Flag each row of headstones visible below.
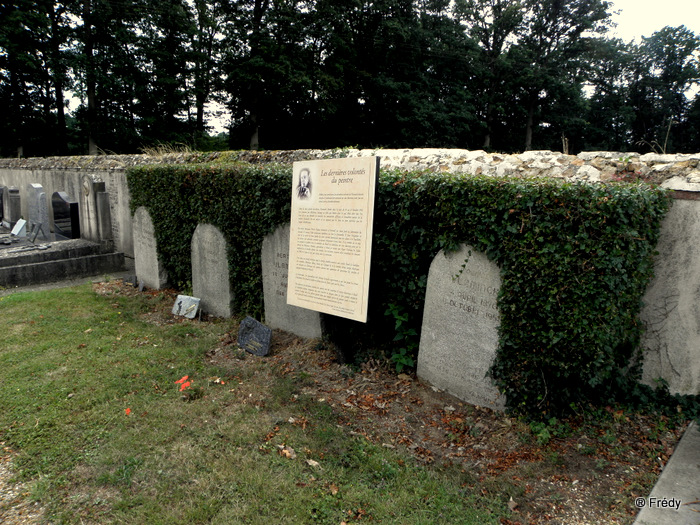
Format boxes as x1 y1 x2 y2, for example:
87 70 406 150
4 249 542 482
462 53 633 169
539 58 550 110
262 225 504 408
1 184 80 240
133 206 503 410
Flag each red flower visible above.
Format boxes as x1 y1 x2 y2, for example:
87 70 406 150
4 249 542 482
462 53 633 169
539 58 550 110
179 381 191 392
125 408 131 415
175 376 189 384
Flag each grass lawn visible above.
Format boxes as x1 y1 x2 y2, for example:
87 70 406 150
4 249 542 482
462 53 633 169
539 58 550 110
0 282 506 524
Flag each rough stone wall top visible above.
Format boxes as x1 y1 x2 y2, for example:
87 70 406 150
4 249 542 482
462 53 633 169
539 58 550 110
1 149 699 191
0 152 224 171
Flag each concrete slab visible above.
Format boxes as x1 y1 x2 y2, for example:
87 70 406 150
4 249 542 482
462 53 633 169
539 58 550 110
634 421 700 524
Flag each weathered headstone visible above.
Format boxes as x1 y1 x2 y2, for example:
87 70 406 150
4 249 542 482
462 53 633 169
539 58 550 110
133 206 168 290
640 200 700 395
79 174 111 243
191 223 233 317
417 244 506 410
172 295 201 319
237 316 272 356
2 186 21 229
52 191 80 239
27 183 53 241
261 223 322 338
96 190 113 242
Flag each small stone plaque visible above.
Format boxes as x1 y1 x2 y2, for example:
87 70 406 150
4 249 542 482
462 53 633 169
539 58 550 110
172 295 200 318
11 219 27 237
237 316 272 356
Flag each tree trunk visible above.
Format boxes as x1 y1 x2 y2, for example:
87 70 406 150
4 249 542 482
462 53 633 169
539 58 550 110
483 102 493 149
525 97 535 151
249 113 259 149
50 7 68 155
84 0 98 155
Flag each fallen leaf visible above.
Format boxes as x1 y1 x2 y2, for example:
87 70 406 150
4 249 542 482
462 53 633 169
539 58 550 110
306 459 321 468
277 445 296 459
329 483 339 495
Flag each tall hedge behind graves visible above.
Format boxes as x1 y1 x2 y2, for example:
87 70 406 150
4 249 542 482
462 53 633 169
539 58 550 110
128 162 293 315
128 163 672 417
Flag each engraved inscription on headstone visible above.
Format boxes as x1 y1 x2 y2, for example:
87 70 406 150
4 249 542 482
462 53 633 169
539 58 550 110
191 223 232 317
237 316 272 356
417 244 506 411
262 223 322 338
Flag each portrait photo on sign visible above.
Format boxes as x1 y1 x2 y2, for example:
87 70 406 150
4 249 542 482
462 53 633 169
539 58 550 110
294 166 315 203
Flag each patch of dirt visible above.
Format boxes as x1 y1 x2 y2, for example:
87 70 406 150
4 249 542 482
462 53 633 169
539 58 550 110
207 328 687 525
0 443 45 525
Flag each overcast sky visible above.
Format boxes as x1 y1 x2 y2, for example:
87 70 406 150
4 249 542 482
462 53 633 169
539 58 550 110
608 0 700 42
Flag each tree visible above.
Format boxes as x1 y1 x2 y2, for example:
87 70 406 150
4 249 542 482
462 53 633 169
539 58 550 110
515 0 612 151
135 0 197 144
627 26 700 153
191 0 225 138
580 37 636 151
454 0 524 149
0 0 57 157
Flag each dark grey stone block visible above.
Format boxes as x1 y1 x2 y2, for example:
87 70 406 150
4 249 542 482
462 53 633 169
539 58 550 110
237 316 272 356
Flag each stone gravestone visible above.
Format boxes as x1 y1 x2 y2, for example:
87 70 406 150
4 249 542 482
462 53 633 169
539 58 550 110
2 187 21 229
237 316 272 356
0 186 3 223
27 183 53 241
191 223 233 317
261 223 322 338
640 199 700 395
417 244 506 411
79 174 112 243
133 206 168 290
52 191 80 239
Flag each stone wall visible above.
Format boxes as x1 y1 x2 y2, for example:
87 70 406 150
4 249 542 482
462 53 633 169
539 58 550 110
1 148 698 396
231 149 700 190
1 149 698 259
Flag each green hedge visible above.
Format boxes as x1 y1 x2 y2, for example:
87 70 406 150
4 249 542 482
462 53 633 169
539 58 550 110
128 162 293 315
127 163 672 417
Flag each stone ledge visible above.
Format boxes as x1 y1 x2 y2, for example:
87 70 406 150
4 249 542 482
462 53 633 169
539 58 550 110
1 149 699 191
